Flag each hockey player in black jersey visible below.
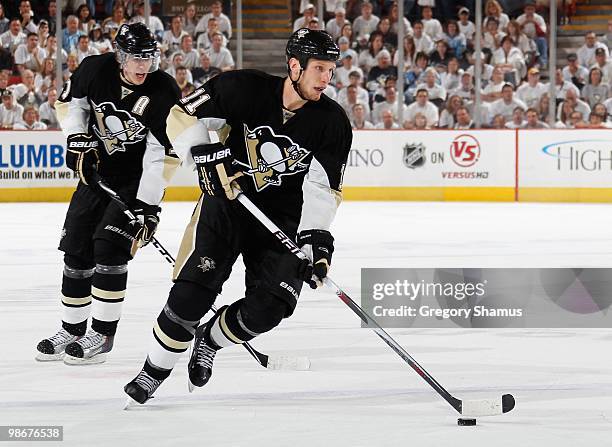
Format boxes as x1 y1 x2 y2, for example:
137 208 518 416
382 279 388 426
124 28 352 404
35 23 180 365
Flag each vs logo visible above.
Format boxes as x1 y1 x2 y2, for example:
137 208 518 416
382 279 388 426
450 134 481 168
237 124 310 192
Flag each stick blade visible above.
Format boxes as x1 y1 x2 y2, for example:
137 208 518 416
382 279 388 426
461 394 516 417
265 355 310 371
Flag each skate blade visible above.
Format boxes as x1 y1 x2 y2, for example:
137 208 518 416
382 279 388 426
124 397 141 410
188 378 196 393
35 352 64 362
63 353 107 365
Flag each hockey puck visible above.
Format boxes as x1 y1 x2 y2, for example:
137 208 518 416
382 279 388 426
458 418 477 426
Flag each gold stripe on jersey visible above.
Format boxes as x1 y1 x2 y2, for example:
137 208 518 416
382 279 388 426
61 295 92 306
215 124 232 145
172 196 204 281
166 104 199 143
219 308 244 344
91 286 125 301
153 323 191 350
163 155 181 184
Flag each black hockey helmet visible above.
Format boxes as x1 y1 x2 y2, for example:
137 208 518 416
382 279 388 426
114 23 160 72
286 28 340 69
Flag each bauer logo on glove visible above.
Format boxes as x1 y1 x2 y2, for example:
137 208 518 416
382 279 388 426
66 133 100 186
191 142 243 200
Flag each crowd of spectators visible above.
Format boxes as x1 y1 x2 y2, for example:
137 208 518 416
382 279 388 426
295 0 612 130
0 0 610 131
0 0 233 130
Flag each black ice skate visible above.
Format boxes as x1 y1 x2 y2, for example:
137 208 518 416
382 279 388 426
124 370 165 407
36 328 83 361
63 329 114 365
187 323 219 392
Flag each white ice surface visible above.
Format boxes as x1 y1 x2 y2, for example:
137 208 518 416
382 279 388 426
1 201 612 446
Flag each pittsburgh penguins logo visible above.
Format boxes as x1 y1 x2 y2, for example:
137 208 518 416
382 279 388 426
237 124 310 192
92 101 146 155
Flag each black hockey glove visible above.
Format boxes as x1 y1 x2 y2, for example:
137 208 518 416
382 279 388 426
132 200 161 247
297 229 334 289
192 142 243 200
66 133 99 186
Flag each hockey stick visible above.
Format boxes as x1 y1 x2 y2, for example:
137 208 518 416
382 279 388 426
91 173 309 371
234 189 516 417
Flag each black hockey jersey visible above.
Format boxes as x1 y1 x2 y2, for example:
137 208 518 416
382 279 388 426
56 53 181 205
167 69 353 229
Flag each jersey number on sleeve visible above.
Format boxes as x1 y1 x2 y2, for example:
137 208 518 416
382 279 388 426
179 87 210 115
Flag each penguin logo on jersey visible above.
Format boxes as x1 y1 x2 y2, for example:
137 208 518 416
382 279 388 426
91 101 146 155
238 124 310 192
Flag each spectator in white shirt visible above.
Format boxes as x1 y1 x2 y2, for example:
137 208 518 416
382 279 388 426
489 83 527 123
39 87 58 129
0 90 24 129
176 34 199 70
562 53 589 89
207 32 235 71
591 47 612 84
516 2 548 68
415 67 446 104
457 7 475 42
129 1 165 41
195 0 232 39
405 88 439 127
482 65 506 101
372 86 407 124
89 24 112 54
351 103 374 129
326 7 350 40
34 57 55 99
340 84 371 120
412 21 434 55
358 31 384 73
19 0 38 34
482 16 505 52
483 0 509 31
293 3 316 32
451 71 475 100
163 15 189 58
165 53 193 83
353 1 380 41
196 17 228 51
11 69 43 108
337 36 357 61
337 71 369 108
577 31 609 68
523 107 549 128
556 88 591 121
76 35 99 63
505 106 526 128
14 106 47 130
516 67 548 109
421 6 443 41
14 32 44 74
491 35 526 85
0 18 26 54
454 106 475 129
375 109 400 129
335 53 363 89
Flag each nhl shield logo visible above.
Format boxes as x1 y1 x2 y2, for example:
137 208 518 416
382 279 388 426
92 101 146 155
237 124 310 192
403 143 426 169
